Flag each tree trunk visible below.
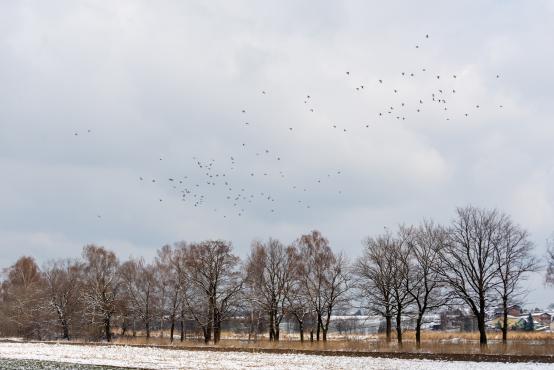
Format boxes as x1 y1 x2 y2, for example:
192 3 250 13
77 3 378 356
213 307 221 344
322 311 331 342
248 309 254 342
146 320 150 339
203 327 210 344
104 317 112 342
415 314 423 348
385 315 392 343
180 308 185 342
121 317 128 337
299 320 304 343
170 317 175 343
160 315 164 339
396 310 402 345
316 314 322 341
206 295 214 343
213 318 220 344
61 318 70 340
269 309 275 341
502 297 508 344
213 320 221 344
205 321 212 343
477 314 487 347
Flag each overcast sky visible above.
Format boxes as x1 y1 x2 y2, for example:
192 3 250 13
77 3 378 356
1 1 553 307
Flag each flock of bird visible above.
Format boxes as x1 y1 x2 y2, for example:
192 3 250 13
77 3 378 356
76 34 504 220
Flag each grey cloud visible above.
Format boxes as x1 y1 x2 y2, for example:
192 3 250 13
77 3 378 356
0 0 553 306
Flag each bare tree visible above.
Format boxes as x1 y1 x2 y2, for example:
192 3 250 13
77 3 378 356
245 238 295 341
1 256 45 338
183 240 243 344
154 258 168 339
286 245 312 343
42 259 83 340
285 284 311 342
81 245 120 342
494 219 538 344
119 258 158 338
353 233 396 342
156 243 187 343
243 281 263 342
403 221 448 348
547 235 554 286
389 231 413 346
296 231 350 341
439 206 504 347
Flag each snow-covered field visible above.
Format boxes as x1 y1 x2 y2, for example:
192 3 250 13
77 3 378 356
0 342 551 370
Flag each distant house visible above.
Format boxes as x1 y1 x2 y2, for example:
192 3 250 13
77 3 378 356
486 315 520 330
486 311 552 332
508 305 524 317
531 312 553 326
439 309 478 332
511 314 550 331
492 305 523 318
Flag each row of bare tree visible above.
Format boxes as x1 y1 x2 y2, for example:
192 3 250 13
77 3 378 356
355 206 540 348
0 206 548 347
0 232 347 344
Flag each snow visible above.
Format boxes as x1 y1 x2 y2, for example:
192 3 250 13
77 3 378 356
0 342 551 369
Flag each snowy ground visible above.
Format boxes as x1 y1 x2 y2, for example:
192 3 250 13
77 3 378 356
0 342 552 370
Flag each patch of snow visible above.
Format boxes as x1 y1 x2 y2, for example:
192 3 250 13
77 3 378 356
0 342 551 370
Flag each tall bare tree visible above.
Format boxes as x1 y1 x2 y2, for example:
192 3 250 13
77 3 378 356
243 280 263 342
1 256 45 338
286 284 311 342
246 238 295 341
156 243 187 343
439 206 504 347
402 221 448 348
286 245 312 343
389 231 413 346
119 258 158 338
494 219 538 344
81 245 120 342
547 235 554 286
183 240 242 343
353 233 396 342
296 231 350 341
43 259 83 340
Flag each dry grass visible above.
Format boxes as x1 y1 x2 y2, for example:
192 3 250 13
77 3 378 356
381 330 554 341
110 330 554 357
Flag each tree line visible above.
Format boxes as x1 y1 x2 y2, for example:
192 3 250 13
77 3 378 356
1 206 550 348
